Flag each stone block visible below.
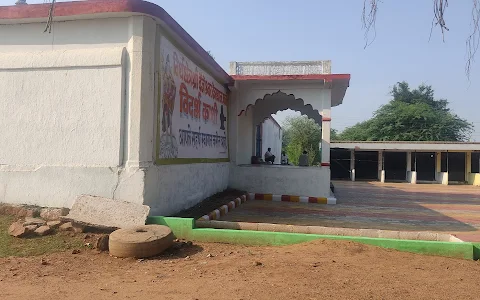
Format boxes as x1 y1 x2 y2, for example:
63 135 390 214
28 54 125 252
23 217 46 226
46 220 62 229
35 225 52 236
8 221 28 237
59 222 74 231
24 225 39 232
40 208 69 221
95 234 109 251
62 195 150 229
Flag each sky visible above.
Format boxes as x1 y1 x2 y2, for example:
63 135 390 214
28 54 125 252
3 0 479 141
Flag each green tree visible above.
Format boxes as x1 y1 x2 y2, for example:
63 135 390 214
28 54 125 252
337 82 473 141
282 116 321 165
331 128 340 141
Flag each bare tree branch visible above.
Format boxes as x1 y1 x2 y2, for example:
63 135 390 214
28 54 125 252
361 0 379 49
362 0 480 79
44 0 56 33
465 0 480 79
431 0 449 42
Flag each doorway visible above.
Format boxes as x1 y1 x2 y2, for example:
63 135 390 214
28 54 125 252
413 152 436 181
355 151 378 180
448 152 466 182
384 152 407 181
331 149 351 180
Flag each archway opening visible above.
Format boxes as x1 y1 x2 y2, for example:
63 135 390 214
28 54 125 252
238 91 325 166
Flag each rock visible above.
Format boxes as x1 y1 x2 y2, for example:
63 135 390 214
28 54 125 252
254 261 263 266
46 220 62 229
59 222 74 231
63 195 149 229
16 207 39 218
71 249 81 255
23 217 45 226
40 258 49 265
40 208 69 221
6 207 21 217
95 235 109 251
72 223 84 233
35 225 52 236
15 208 29 218
8 221 28 237
24 225 39 232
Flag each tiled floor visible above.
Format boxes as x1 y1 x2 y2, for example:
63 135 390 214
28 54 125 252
220 181 480 242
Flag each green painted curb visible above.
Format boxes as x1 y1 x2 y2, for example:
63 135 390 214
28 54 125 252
147 216 478 260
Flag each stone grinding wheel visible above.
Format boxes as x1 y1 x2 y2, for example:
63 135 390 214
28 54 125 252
109 225 174 258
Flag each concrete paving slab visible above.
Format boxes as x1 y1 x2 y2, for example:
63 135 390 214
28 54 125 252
219 181 480 242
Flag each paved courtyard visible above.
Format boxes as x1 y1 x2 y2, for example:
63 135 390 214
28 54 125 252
220 181 480 242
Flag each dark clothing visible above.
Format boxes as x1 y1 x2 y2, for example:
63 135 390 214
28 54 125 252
298 154 309 166
265 155 275 163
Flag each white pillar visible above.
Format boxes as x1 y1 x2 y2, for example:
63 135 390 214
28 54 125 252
466 151 472 182
350 149 355 181
321 109 331 167
406 151 416 184
435 152 442 183
406 151 412 172
126 16 157 168
378 151 385 183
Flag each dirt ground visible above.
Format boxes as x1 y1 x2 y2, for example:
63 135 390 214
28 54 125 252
1 239 479 300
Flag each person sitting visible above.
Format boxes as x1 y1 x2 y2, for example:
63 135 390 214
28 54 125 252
281 152 289 165
264 148 275 164
298 150 309 166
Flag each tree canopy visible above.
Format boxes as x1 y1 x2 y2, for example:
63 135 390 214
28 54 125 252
282 116 321 166
337 82 473 142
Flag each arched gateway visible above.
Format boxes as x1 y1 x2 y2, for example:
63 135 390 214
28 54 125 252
227 61 350 203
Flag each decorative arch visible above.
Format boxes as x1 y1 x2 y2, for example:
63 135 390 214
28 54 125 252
238 90 323 126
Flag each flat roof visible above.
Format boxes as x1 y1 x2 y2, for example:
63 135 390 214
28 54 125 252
332 141 480 152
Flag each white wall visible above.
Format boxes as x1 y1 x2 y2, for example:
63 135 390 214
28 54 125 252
261 118 282 161
144 163 229 216
0 18 130 52
0 15 233 214
236 111 254 165
0 48 125 166
229 165 330 198
140 27 232 215
0 16 148 208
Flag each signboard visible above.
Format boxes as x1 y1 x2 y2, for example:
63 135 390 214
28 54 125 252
157 37 228 164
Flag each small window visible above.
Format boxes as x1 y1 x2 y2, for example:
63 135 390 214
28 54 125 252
472 152 480 173
441 152 448 172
